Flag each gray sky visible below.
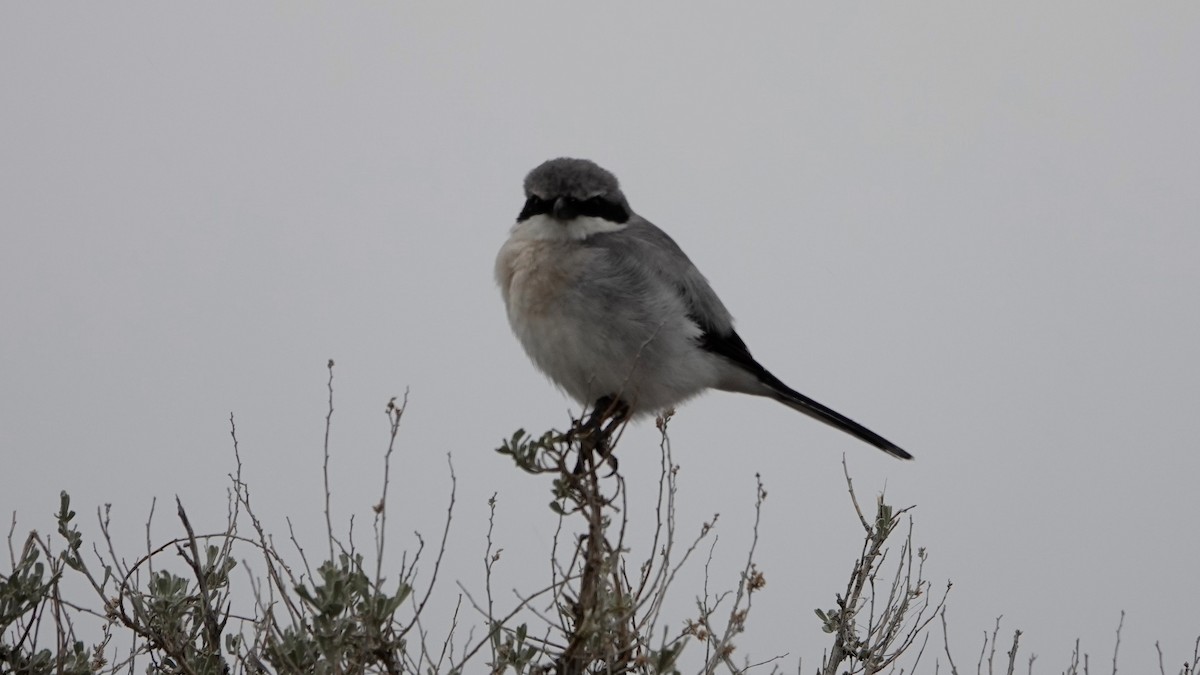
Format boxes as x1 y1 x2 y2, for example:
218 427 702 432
3 3 1198 671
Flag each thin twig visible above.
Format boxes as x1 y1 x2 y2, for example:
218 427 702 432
323 359 336 562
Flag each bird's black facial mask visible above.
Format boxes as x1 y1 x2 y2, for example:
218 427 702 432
518 194 630 224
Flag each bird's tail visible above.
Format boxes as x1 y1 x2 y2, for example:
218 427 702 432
761 372 912 460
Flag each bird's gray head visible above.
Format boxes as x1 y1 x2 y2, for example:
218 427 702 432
519 158 631 224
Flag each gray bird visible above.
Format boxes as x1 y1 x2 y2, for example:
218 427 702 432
495 158 911 460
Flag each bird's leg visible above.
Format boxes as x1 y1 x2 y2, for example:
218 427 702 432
594 396 629 474
599 398 630 439
571 399 606 475
581 397 611 433
571 396 628 475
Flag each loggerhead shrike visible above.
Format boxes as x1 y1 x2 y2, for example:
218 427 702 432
495 158 911 460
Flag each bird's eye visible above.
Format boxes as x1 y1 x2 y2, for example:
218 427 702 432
517 195 552 221
576 196 630 223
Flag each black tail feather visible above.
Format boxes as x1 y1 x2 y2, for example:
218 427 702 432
765 373 912 460
696 326 911 460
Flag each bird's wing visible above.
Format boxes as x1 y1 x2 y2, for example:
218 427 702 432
587 216 768 376
588 217 736 334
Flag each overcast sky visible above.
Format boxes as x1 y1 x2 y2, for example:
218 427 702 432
3 3 1198 672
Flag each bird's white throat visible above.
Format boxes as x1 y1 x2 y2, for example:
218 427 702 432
511 214 628 242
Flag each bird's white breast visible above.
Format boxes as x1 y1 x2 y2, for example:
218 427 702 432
494 236 573 320
495 214 625 317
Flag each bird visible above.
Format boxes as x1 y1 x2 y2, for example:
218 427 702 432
494 158 911 460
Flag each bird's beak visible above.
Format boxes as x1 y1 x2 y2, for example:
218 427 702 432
552 196 576 221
